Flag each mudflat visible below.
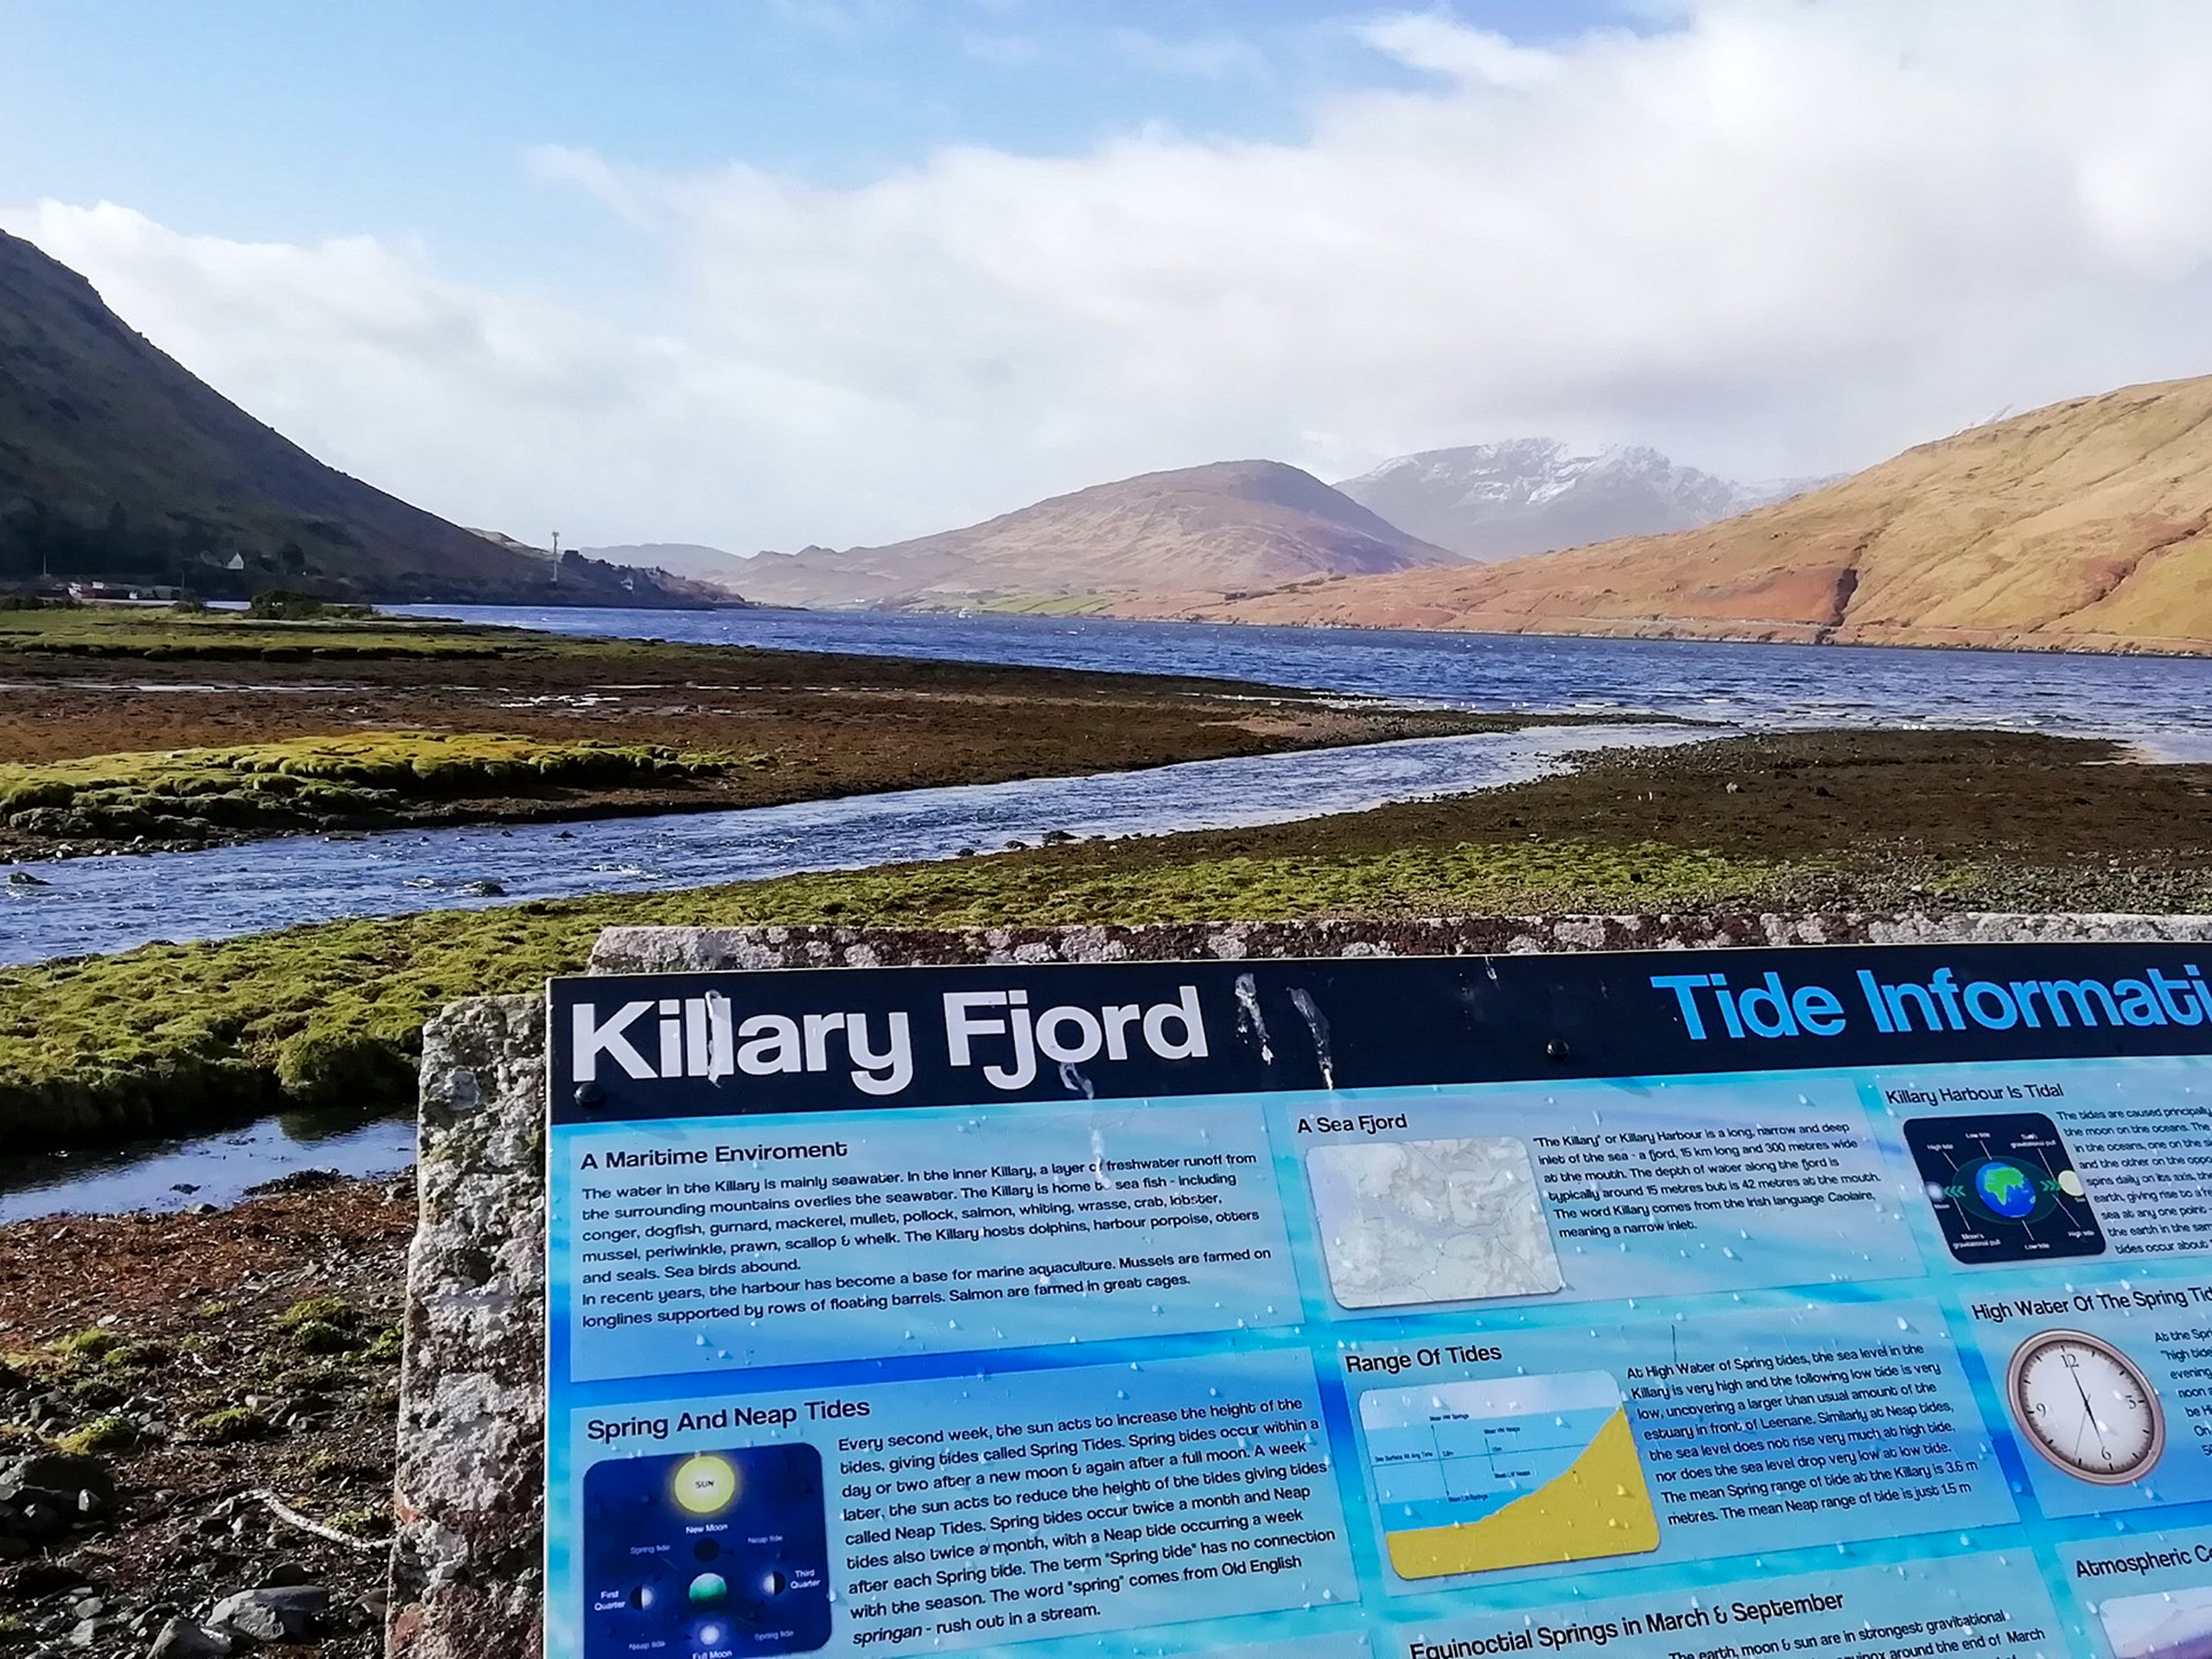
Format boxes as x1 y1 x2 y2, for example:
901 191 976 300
0 608 1527 856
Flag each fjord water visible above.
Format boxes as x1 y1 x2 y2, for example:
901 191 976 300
403 605 2212 753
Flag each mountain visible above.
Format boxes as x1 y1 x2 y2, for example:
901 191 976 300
735 460 1459 611
1169 376 2212 652
0 229 700 605
1332 439 1827 562
582 543 753 593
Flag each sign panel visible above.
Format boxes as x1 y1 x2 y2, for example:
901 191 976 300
544 943 2212 1659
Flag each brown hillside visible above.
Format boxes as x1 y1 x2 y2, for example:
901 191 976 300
736 460 1459 610
1154 376 2212 652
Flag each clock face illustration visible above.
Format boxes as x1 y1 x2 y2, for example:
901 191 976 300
2005 1330 2164 1485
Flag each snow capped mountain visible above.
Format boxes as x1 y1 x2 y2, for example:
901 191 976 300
1334 440 1828 563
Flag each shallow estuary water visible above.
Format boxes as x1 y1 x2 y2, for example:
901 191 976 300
0 722 1705 966
11 608 2212 1216
0 1112 416 1222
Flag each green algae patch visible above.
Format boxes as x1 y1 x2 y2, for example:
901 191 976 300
58 1416 143 1455
0 835 1780 1148
0 605 532 661
0 732 723 843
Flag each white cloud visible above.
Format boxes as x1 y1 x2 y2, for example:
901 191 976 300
1356 15 1560 87
13 1 2212 551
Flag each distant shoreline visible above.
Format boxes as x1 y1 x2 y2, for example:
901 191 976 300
1090 599 2212 661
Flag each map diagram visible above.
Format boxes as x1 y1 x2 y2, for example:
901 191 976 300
1306 1136 1562 1308
1359 1371 1659 1579
1904 1112 2104 1264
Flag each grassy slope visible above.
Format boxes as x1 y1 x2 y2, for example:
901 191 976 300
0 230 690 604
3 728 2209 1151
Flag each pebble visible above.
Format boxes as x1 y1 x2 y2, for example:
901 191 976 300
147 1616 232 1657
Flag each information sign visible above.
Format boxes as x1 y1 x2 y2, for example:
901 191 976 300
544 942 2212 1659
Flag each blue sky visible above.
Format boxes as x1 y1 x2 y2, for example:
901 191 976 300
1 1 1640 288
3 3 2209 552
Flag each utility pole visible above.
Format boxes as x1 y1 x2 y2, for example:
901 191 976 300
550 530 561 586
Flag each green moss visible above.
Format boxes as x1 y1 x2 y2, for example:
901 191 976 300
282 1319 355 1356
276 1295 359 1333
275 1299 363 1357
189 1406 272 1444
0 607 509 659
0 833 1793 1147
99 1339 173 1371
58 1415 141 1454
50 1328 124 1365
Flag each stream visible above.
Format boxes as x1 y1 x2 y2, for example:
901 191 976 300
0 722 1707 968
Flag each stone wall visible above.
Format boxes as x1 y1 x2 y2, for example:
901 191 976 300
383 912 2212 1651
